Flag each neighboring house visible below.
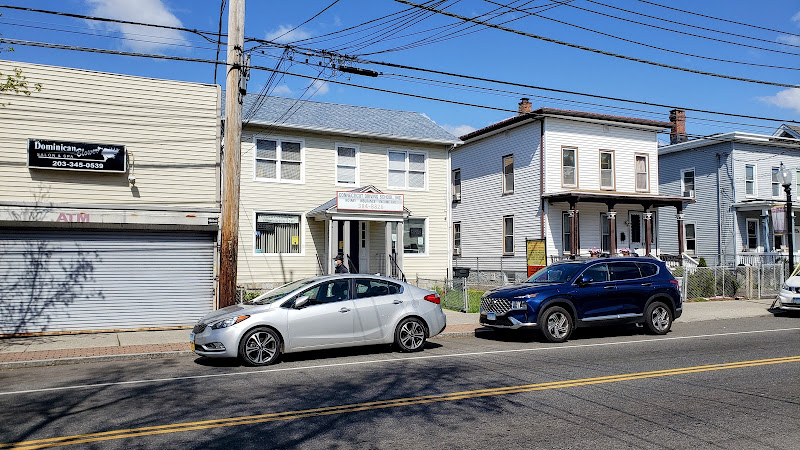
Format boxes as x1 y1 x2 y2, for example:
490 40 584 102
658 119 800 266
0 60 221 335
232 95 460 288
451 99 689 280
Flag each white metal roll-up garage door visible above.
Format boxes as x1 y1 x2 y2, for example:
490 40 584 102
0 230 215 334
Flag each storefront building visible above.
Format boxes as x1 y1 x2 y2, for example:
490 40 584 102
0 61 221 335
234 95 459 288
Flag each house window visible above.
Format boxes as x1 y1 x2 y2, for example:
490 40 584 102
393 218 426 254
745 165 755 197
562 211 580 253
684 223 696 256
255 138 302 182
503 216 514 254
453 222 461 255
600 151 614 190
562 148 577 187
682 169 695 198
388 150 426 189
336 144 358 185
600 213 611 252
452 169 461 202
772 167 781 197
503 154 514 194
254 213 301 254
635 154 649 191
746 218 759 251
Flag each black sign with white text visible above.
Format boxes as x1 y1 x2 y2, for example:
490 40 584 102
27 139 127 173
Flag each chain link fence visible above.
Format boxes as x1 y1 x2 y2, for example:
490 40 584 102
670 264 784 302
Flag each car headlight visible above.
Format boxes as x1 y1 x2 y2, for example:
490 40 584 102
513 293 538 300
782 283 788 291
210 315 250 329
510 300 528 310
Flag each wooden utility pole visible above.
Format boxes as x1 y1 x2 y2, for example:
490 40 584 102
219 0 244 308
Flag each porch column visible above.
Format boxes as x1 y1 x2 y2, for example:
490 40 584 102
328 219 338 274
385 221 392 276
608 211 617 255
644 212 653 256
568 200 578 256
396 221 404 272
343 220 351 270
761 209 771 253
677 211 685 265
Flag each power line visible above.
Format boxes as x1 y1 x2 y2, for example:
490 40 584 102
392 0 800 88
213 0 227 85
271 0 341 43
637 0 800 39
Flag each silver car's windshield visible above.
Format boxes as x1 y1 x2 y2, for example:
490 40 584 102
527 263 583 283
247 278 318 305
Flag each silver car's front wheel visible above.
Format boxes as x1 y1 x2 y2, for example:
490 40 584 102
395 317 427 352
239 327 281 366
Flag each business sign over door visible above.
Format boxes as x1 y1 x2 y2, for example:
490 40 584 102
337 191 404 212
27 139 127 173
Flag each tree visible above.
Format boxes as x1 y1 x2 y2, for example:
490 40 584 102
1 13 41 106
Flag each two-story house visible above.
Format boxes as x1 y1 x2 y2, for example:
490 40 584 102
451 99 689 280
658 117 800 266
233 95 460 288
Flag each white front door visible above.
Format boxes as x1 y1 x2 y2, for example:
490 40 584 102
358 221 370 273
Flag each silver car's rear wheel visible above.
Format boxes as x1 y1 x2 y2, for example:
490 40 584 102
239 327 281 366
395 317 427 352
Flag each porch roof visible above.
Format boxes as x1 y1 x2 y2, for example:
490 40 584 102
307 185 411 220
542 190 692 208
732 199 795 211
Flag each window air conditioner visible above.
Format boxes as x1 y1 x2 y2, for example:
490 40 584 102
453 247 461 256
452 193 461 202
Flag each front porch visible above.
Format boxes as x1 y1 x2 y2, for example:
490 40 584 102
734 201 798 267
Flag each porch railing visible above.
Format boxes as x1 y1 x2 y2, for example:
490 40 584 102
737 252 791 266
389 252 406 282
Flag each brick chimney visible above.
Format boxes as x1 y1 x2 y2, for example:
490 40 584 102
669 109 688 144
518 97 532 115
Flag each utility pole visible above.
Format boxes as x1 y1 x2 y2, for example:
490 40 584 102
219 0 244 308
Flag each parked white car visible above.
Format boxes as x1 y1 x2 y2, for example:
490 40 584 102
777 265 800 312
191 274 446 366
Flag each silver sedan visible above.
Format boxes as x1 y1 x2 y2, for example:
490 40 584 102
191 274 447 366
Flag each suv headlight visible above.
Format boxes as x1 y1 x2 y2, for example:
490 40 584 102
510 300 528 310
210 315 250 330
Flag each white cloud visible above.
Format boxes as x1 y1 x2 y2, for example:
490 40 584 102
310 79 329 95
271 84 293 96
777 35 800 45
792 10 800 22
86 0 187 53
441 124 477 137
265 25 312 44
759 88 800 113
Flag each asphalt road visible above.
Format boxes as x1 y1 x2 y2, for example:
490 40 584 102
1 316 799 449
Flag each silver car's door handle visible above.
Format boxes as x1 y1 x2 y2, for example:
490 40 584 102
339 307 351 313
393 299 403 304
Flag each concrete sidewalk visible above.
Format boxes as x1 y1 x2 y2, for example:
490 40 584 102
0 299 778 368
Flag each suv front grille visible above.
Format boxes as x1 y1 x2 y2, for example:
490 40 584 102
480 297 512 315
193 323 207 334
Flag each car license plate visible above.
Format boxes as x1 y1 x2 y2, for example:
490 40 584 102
487 312 496 320
189 333 195 351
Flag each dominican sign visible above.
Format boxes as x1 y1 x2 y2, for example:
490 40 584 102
27 139 127 173
337 191 404 212
526 239 547 276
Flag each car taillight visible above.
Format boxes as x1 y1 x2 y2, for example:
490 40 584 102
670 280 679 288
424 293 441 304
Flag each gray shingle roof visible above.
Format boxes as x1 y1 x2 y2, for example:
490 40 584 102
223 93 459 145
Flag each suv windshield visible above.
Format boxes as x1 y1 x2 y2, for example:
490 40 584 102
247 278 318 305
527 263 583 283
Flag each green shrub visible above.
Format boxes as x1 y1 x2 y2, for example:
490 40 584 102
698 257 707 267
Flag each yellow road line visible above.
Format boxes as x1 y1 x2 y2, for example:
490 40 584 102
4 355 799 449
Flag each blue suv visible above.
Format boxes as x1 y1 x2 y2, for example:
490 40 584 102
480 257 682 342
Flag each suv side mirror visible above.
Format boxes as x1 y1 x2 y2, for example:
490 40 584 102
578 275 592 286
294 295 310 309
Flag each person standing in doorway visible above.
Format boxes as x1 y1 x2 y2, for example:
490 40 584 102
334 254 349 274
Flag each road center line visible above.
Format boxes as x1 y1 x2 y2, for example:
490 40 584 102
3 355 800 450
1 326 798 397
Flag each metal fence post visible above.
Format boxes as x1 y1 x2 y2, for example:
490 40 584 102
721 267 725 298
463 277 469 313
758 265 762 300
683 269 688 303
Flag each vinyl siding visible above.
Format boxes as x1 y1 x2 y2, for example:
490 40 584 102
237 127 451 285
451 121 542 272
544 118 660 195
657 142 733 264
0 60 220 208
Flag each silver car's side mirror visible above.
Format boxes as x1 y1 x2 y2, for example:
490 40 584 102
294 295 310 309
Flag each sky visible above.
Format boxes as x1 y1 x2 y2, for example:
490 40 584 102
1 0 800 143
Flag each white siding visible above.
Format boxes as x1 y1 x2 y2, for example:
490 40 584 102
0 60 220 208
238 128 451 285
544 118 660 195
